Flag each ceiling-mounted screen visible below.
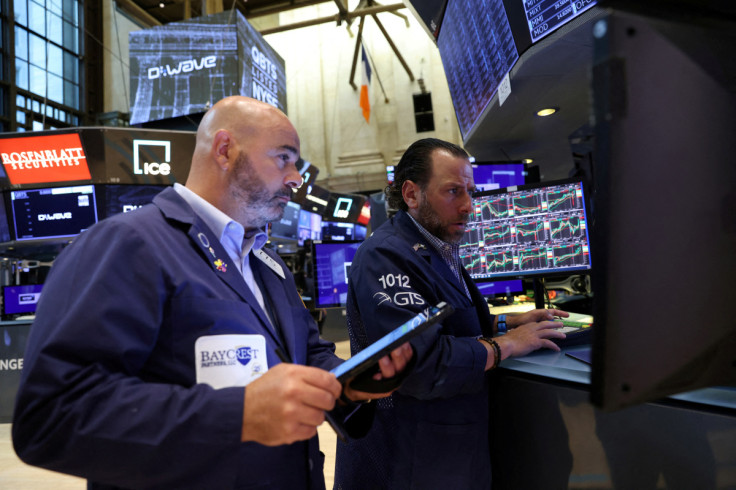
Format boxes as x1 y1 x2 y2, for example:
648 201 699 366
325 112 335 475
524 0 598 43
438 0 519 139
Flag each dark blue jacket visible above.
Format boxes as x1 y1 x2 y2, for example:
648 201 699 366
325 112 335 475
334 210 495 490
13 187 342 489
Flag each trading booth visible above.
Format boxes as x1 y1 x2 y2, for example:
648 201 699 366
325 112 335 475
0 126 196 422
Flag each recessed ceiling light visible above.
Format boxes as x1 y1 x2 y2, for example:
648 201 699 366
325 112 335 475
536 107 558 117
159 2 165 8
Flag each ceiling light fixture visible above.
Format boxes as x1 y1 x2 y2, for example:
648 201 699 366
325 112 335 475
536 107 559 117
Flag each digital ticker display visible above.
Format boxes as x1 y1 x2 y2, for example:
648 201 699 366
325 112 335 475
460 180 591 279
438 0 519 138
129 10 286 125
524 0 598 43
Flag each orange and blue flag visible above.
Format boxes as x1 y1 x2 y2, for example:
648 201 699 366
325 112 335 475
360 45 372 123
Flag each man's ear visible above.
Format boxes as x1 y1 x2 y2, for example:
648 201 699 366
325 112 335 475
212 129 233 171
402 180 421 210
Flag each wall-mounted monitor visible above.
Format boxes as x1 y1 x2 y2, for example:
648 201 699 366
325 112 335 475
2 284 43 317
459 179 592 280
270 201 300 241
9 185 98 241
311 240 362 309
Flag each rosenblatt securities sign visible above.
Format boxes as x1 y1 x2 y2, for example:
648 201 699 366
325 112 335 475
0 133 91 185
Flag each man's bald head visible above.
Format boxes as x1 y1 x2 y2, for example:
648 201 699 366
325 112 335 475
184 96 302 229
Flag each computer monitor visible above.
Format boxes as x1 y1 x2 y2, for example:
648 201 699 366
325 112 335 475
589 8 736 410
311 241 362 309
9 185 98 241
321 221 355 242
475 279 524 298
472 162 526 191
460 179 592 282
297 208 322 246
3 284 43 317
270 201 300 241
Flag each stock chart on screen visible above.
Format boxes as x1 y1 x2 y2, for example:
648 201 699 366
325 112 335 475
460 180 591 280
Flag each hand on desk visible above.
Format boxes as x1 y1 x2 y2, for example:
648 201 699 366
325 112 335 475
495 320 567 359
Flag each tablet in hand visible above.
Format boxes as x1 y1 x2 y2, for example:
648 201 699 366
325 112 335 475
331 302 454 383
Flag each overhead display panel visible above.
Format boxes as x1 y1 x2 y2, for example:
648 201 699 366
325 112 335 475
438 0 519 139
524 0 598 43
0 133 91 185
129 10 286 125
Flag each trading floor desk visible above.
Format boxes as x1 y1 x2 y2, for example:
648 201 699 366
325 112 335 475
489 344 736 489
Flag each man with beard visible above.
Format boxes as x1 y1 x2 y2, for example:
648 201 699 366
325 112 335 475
12 96 411 489
333 138 568 489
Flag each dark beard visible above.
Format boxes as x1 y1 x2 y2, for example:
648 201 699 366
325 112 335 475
230 153 291 227
416 194 466 244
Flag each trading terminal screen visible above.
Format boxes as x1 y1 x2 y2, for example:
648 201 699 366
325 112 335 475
9 185 98 241
460 180 592 279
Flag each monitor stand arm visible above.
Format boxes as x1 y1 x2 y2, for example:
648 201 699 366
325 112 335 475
532 277 546 310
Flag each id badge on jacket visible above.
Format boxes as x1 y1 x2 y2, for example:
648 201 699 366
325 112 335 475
195 334 268 388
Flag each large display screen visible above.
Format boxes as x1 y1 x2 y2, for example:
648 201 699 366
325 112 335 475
438 0 519 138
9 185 98 241
312 241 362 308
129 10 286 125
459 180 591 279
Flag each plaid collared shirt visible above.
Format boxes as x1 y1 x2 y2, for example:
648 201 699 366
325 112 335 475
407 213 471 299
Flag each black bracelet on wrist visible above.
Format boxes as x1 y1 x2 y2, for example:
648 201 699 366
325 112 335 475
480 337 502 370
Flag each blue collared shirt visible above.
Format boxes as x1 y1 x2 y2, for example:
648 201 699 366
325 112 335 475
406 212 471 298
173 183 272 318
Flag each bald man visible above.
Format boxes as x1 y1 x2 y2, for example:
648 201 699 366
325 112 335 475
12 96 411 489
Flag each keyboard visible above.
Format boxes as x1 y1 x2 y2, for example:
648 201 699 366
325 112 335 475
552 317 593 347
